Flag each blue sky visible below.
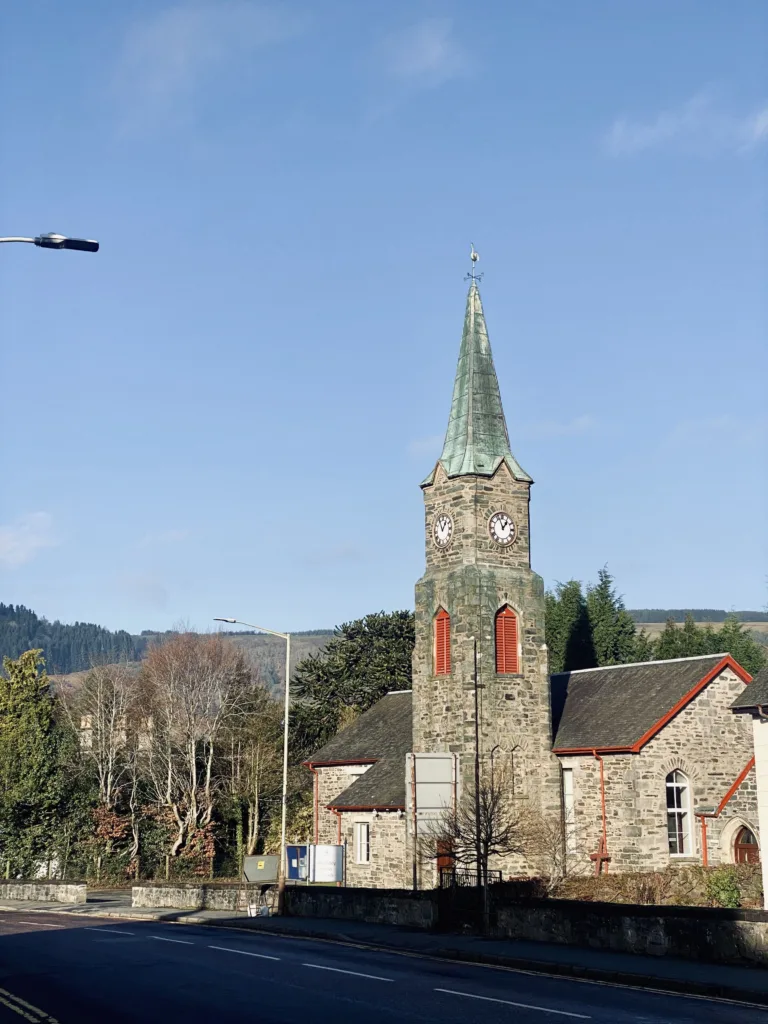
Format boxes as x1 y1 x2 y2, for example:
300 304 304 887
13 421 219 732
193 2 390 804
1 1 766 634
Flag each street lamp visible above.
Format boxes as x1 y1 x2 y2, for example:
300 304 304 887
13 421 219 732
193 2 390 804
0 233 99 252
214 617 291 914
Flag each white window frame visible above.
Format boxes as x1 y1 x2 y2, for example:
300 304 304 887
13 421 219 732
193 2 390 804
666 770 693 856
562 768 577 859
354 821 370 865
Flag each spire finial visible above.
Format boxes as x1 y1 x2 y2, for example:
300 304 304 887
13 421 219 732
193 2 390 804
466 243 483 282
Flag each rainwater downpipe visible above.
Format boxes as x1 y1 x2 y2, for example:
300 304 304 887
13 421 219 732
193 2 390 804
593 750 609 871
308 765 320 844
332 809 343 887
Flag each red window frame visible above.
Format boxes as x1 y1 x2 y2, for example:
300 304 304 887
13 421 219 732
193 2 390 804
495 606 519 674
435 609 451 675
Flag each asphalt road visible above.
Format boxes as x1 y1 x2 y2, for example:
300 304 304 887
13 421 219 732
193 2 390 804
0 912 764 1024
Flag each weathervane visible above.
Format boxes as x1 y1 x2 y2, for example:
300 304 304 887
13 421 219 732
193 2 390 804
465 243 483 282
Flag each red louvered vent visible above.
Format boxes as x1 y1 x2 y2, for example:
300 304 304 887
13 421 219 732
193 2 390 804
434 609 451 675
496 606 519 674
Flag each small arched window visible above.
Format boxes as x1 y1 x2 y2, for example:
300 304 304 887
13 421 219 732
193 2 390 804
666 770 692 855
735 827 760 864
434 608 451 676
495 606 519 674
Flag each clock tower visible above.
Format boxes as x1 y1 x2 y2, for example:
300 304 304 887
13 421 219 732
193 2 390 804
412 273 562 870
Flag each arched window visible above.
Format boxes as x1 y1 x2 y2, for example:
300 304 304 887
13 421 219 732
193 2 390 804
666 770 692 855
434 608 451 676
495 606 519 674
735 827 760 864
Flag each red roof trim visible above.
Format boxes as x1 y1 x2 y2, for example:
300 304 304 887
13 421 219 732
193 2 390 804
554 656 753 756
716 756 756 816
326 804 404 812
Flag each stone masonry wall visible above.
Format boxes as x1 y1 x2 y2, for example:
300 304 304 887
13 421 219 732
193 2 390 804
284 885 768 967
0 883 86 904
313 764 372 845
338 811 409 889
413 460 562 878
561 667 757 873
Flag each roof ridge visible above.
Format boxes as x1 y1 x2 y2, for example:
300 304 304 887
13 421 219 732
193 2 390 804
551 653 730 676
385 689 412 694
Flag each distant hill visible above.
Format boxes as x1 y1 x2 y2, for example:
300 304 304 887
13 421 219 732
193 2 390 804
0 604 334 696
628 609 768 623
0 603 145 675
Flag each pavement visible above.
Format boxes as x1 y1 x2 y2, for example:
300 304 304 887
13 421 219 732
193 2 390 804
0 908 765 1024
0 891 767 1019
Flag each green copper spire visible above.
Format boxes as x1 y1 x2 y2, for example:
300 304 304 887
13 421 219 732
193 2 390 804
425 279 531 484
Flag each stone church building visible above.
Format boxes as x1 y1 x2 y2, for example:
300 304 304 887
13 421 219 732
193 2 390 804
305 277 759 887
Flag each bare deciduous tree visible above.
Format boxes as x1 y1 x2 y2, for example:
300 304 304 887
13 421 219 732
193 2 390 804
139 633 252 859
222 687 282 857
425 762 529 885
63 664 137 810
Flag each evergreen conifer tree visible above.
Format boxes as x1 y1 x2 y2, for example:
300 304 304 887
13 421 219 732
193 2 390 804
585 567 638 666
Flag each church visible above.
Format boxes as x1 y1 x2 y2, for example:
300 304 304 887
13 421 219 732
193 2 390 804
305 272 760 888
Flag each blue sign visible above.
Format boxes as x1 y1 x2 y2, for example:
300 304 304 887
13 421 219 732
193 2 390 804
286 844 308 880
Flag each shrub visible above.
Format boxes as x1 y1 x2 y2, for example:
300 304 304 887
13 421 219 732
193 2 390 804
705 866 741 908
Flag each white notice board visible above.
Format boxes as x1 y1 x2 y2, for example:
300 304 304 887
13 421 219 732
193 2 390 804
405 752 459 830
308 844 344 883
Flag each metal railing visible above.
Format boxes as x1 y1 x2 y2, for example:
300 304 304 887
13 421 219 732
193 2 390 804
439 868 503 888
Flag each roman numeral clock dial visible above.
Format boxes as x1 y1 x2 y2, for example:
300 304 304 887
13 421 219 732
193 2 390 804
489 510 516 546
432 512 453 549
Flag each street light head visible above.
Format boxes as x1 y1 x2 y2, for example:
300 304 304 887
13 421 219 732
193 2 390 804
34 233 99 253
213 617 237 624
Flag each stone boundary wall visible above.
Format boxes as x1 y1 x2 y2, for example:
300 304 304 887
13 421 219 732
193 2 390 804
285 887 436 930
284 886 768 967
132 883 276 912
0 882 86 904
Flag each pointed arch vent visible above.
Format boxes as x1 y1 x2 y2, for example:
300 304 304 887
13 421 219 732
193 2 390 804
434 608 451 676
495 606 519 674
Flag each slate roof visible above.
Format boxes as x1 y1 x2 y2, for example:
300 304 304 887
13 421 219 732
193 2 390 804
306 691 413 809
731 668 768 711
552 654 741 752
422 280 531 485
329 757 407 809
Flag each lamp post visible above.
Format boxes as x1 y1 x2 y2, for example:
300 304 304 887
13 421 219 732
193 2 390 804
214 617 291 913
0 233 99 252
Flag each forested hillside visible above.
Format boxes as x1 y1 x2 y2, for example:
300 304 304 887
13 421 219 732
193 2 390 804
629 609 768 623
0 604 145 674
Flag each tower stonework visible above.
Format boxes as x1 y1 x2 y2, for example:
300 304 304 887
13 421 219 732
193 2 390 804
412 279 562 873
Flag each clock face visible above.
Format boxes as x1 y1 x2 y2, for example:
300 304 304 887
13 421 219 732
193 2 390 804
432 512 454 549
489 511 516 546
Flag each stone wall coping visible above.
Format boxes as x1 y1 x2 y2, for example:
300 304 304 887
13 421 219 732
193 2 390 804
132 881 261 889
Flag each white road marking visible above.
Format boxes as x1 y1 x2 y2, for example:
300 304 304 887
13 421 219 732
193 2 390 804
209 945 280 961
17 922 63 928
435 989 591 1019
303 964 392 982
149 935 194 945
90 928 134 936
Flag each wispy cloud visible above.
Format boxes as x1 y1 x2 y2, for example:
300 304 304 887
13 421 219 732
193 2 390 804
114 1 305 134
136 528 190 550
665 414 766 447
523 415 596 440
604 93 768 157
116 572 170 610
380 18 468 89
0 512 56 568
407 434 443 460
304 543 364 568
